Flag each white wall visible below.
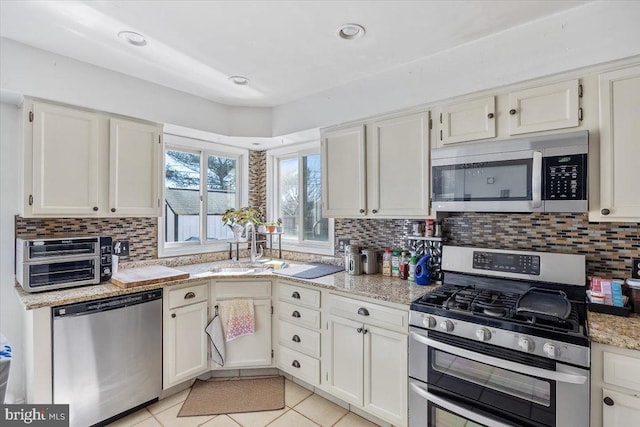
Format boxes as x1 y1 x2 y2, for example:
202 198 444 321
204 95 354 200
271 1 640 135
0 38 272 138
0 102 24 402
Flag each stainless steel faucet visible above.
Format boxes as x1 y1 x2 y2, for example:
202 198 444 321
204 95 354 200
244 222 263 263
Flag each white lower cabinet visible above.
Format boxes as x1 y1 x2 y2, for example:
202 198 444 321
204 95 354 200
211 280 273 370
163 283 209 388
590 342 640 427
326 294 408 427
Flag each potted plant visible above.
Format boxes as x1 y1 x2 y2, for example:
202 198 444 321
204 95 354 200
222 207 265 241
265 218 283 233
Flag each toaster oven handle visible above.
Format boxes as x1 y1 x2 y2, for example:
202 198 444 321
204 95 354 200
410 382 514 427
410 332 587 385
532 151 543 208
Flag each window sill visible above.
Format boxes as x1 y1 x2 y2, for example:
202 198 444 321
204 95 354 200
158 241 232 258
279 242 335 256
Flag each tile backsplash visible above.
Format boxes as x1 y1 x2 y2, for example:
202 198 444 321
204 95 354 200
15 216 158 260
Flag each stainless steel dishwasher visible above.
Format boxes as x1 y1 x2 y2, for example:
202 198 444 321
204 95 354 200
52 289 162 427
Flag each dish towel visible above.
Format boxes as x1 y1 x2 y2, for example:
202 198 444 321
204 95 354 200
219 299 255 342
205 311 225 366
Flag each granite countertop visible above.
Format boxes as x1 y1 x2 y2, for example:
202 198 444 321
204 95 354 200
15 259 438 310
587 311 640 351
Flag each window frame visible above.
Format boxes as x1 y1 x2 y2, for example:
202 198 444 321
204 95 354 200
267 141 334 255
159 132 249 258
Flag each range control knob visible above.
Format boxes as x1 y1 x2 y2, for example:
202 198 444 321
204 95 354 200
422 316 437 328
518 337 533 352
543 343 558 358
475 328 491 342
439 320 454 332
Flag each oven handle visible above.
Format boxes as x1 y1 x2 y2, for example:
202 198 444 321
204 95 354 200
410 332 587 385
532 150 543 208
409 382 514 427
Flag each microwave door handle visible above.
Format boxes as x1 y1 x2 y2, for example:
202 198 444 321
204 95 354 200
532 151 543 208
410 332 587 385
410 382 514 427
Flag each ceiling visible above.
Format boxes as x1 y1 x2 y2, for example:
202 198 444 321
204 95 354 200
0 1 590 108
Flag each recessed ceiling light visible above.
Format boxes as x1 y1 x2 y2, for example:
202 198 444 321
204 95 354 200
229 75 249 85
337 23 366 40
252 142 261 146
118 31 147 46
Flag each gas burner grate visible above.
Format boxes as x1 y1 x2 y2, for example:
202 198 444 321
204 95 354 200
470 289 520 319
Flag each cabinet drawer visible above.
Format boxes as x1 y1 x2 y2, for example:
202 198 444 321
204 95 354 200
278 281 321 308
279 301 320 329
279 320 321 358
328 294 408 332
214 280 271 299
604 352 640 392
168 283 208 309
278 346 320 386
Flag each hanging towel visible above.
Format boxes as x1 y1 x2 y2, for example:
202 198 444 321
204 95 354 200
205 308 225 366
219 299 255 342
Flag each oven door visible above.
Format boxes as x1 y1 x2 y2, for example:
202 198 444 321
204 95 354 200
409 327 589 427
410 378 515 427
24 256 100 292
431 149 542 212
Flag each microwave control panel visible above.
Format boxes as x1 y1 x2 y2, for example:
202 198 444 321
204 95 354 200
543 154 587 200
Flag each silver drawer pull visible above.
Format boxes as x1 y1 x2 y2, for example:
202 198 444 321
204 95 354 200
292 334 301 343
357 307 369 316
184 292 196 299
291 291 301 299
292 360 301 368
292 310 301 318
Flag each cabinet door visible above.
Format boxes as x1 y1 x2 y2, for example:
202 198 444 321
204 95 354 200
369 112 430 217
31 102 100 215
221 298 272 368
327 315 364 405
597 66 640 221
602 389 640 427
321 125 367 217
164 301 208 387
440 96 496 144
109 118 162 216
364 325 408 427
508 79 580 135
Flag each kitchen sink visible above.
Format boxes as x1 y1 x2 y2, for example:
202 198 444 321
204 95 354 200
208 266 272 275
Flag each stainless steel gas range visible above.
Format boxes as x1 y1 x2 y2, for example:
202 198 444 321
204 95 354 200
409 246 589 427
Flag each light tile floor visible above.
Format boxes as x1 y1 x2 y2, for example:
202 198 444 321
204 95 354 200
107 379 379 427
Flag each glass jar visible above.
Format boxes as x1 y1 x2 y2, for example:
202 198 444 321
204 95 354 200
382 249 392 277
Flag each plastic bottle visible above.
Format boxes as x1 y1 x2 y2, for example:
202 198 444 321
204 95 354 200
391 250 401 277
408 252 417 282
382 249 392 277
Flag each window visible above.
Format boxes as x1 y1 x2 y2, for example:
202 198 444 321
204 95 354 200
268 143 333 254
160 133 248 256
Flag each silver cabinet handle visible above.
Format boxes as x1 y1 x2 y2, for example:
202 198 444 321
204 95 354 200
357 307 370 316
292 335 301 343
409 332 587 384
184 292 196 299
291 291 301 299
292 360 301 368
292 310 301 318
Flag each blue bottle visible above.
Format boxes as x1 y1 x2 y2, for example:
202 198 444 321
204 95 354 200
414 254 431 286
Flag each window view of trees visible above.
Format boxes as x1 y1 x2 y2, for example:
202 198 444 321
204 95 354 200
164 149 237 243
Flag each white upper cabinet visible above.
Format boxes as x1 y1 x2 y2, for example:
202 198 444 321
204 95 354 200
31 102 100 215
508 79 580 135
440 96 496 145
24 100 163 217
368 111 430 217
321 111 432 219
321 125 367 217
109 118 162 216
595 65 640 221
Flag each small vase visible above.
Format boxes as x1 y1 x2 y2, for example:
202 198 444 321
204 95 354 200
267 225 276 233
231 224 245 242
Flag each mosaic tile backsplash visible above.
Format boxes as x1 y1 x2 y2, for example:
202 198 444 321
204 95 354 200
248 150 266 209
334 214 639 280
15 216 158 260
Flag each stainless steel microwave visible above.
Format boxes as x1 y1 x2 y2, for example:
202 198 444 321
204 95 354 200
431 131 588 213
